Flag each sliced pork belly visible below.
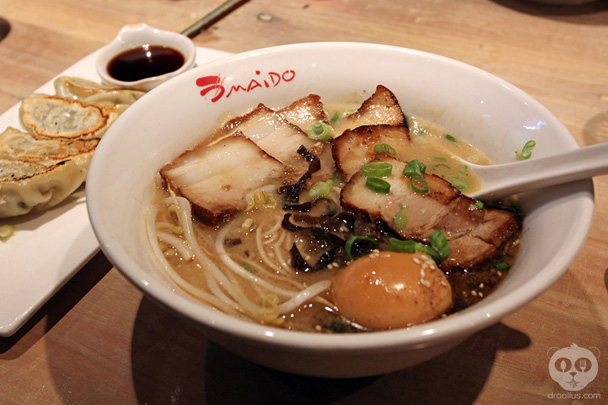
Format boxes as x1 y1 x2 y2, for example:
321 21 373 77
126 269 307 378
208 104 323 178
160 134 287 225
334 85 407 136
332 125 410 181
277 94 328 131
340 156 520 271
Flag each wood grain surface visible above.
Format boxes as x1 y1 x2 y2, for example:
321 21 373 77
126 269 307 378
0 0 607 403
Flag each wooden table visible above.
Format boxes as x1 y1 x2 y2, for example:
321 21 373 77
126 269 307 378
1 0 607 403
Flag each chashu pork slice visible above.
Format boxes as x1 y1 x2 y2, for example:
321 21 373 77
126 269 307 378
277 94 327 132
276 94 337 184
207 104 323 164
333 85 407 136
332 125 411 181
207 102 331 184
341 156 520 271
161 133 289 225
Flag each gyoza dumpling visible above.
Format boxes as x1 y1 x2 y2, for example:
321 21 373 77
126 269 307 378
0 127 96 217
0 157 87 218
0 126 97 169
19 94 115 140
54 76 145 106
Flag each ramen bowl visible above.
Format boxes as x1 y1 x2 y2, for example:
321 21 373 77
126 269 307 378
86 42 593 378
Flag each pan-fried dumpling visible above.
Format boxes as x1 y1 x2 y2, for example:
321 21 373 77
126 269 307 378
0 158 87 218
54 76 145 106
19 94 114 140
0 127 96 217
0 126 97 169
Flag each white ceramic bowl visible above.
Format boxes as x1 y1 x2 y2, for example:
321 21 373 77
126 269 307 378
95 23 196 91
86 42 594 378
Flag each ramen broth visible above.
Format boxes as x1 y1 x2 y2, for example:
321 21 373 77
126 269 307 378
150 94 520 333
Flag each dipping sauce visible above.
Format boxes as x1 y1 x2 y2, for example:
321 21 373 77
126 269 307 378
107 45 184 82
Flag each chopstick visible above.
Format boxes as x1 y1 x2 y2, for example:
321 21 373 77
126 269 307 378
180 0 250 38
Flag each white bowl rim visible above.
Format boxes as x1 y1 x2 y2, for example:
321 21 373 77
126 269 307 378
87 41 595 353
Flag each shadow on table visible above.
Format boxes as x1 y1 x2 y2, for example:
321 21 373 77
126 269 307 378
582 111 608 146
129 296 529 405
490 0 608 25
0 251 112 357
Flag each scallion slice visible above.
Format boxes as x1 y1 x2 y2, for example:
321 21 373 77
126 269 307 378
307 122 334 142
387 238 416 253
0 224 15 239
402 160 427 177
387 237 442 262
373 143 397 156
393 205 408 230
345 236 378 260
516 140 536 160
445 134 457 142
429 230 451 261
431 163 451 172
495 260 510 270
361 161 392 178
410 176 429 193
308 180 331 200
449 174 470 191
475 200 484 209
366 177 391 193
330 111 340 124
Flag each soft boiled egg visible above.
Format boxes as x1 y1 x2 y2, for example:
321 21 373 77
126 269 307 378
331 250 453 330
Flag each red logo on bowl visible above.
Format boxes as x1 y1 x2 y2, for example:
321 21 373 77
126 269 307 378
196 70 296 102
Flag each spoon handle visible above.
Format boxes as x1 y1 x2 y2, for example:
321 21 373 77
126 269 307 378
469 142 608 200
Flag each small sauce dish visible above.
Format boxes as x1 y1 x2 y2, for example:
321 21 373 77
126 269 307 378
96 23 196 92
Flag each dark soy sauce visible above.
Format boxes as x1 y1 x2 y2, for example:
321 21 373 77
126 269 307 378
107 45 185 82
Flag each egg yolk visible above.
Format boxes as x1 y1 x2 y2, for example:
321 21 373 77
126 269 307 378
331 251 453 330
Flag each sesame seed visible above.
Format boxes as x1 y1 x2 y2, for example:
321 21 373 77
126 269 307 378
471 290 478 296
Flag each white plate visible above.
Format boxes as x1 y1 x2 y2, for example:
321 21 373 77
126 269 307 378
0 46 231 337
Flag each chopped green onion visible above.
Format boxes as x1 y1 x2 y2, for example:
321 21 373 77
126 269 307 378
429 230 451 261
403 160 427 177
345 236 378 260
0 224 15 239
434 157 448 161
393 205 408 230
515 140 536 160
445 134 457 142
307 122 334 142
366 177 391 193
387 238 417 253
460 165 469 174
361 162 392 178
414 244 442 262
475 200 484 209
330 111 340 124
495 260 510 270
373 143 397 156
308 180 331 200
449 174 470 191
387 238 442 262
430 163 451 172
410 176 429 193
